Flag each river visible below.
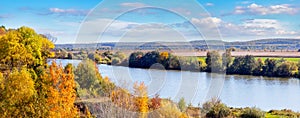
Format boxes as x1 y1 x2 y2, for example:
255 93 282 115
52 59 300 111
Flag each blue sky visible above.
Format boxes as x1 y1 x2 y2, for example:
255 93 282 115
1 0 300 44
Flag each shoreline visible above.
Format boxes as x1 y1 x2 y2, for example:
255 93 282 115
49 58 299 79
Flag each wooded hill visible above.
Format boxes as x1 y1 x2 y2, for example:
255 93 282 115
55 38 300 51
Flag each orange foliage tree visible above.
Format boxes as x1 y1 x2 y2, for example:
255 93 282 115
160 52 169 60
41 62 78 117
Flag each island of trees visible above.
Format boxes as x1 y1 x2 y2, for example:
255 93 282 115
1 26 300 117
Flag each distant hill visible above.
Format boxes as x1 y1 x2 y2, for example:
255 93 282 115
55 38 300 51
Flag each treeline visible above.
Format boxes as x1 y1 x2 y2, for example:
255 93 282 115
54 49 126 65
58 48 300 78
55 46 300 79
125 50 299 78
127 51 206 71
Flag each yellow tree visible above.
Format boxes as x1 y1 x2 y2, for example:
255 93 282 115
133 82 149 117
42 62 78 117
160 52 169 60
0 26 54 70
0 68 36 117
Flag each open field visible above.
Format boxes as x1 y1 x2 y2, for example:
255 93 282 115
230 51 300 58
197 57 300 63
256 57 300 62
189 51 300 57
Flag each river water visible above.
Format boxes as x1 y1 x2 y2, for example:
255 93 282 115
52 59 300 111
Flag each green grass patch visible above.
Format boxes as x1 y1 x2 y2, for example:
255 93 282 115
265 113 289 118
255 57 300 62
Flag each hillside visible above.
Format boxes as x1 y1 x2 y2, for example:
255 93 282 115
55 38 300 51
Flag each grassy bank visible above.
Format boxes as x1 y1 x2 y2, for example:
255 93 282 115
75 97 300 118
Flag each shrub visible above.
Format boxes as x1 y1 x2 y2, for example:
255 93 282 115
154 100 188 118
202 98 231 118
268 109 300 117
178 98 187 112
240 107 264 118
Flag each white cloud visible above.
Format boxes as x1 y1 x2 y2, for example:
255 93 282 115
243 19 280 29
74 17 299 43
191 17 221 26
75 18 190 43
49 8 89 16
189 17 299 40
120 2 146 7
205 3 214 6
234 3 298 15
241 19 297 35
189 17 224 39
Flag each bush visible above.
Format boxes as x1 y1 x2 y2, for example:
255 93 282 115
240 107 264 118
178 98 186 112
154 100 188 118
202 98 231 118
206 51 223 72
268 109 300 117
111 57 121 65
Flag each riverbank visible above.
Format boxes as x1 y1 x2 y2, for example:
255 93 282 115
51 54 300 79
74 97 300 118
52 59 300 111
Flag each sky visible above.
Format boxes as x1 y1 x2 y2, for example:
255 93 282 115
1 0 300 44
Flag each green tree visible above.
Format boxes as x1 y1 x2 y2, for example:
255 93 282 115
113 51 126 60
228 55 256 75
143 51 160 68
276 61 297 77
206 51 223 72
112 51 126 65
253 58 264 76
129 52 144 68
222 49 233 70
169 55 180 70
240 55 257 75
263 58 278 77
75 59 101 97
75 59 115 97
67 52 74 59
178 98 186 112
227 56 244 74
